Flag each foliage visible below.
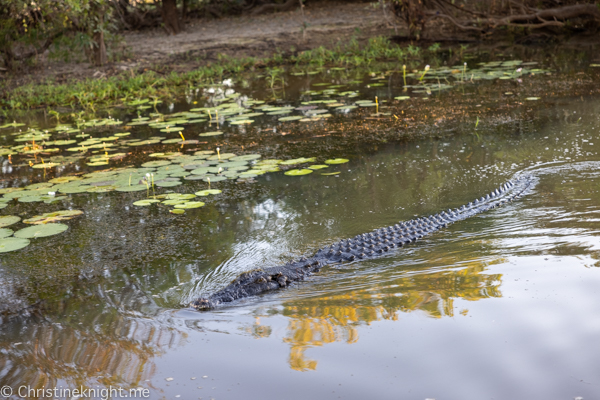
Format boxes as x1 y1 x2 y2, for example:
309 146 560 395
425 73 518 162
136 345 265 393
0 0 113 69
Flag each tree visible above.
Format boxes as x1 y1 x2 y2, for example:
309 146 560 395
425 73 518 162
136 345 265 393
0 0 111 70
162 0 181 34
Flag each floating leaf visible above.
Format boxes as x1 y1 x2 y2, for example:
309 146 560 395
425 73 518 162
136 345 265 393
14 223 69 238
308 165 329 170
155 180 182 187
284 169 313 176
0 228 13 238
170 209 185 214
0 216 20 228
207 153 236 160
32 162 61 169
230 154 261 162
195 189 222 196
23 210 85 225
322 172 340 175
199 131 223 137
325 158 349 164
278 116 303 122
133 199 161 206
162 199 188 205
395 96 410 100
0 237 30 253
115 184 148 192
526 97 540 101
279 157 316 165
174 201 205 209
142 160 172 168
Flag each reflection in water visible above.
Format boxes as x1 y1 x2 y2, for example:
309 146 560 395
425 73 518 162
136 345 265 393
249 260 504 370
0 285 185 394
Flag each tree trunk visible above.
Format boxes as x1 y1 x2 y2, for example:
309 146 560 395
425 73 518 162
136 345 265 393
162 0 181 34
92 29 108 66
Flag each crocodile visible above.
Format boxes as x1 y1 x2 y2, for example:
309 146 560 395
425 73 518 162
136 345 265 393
191 174 537 310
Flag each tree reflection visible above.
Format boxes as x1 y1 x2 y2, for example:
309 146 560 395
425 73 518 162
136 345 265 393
253 261 503 370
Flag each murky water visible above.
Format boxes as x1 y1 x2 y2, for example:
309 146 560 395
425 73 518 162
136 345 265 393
1 53 600 399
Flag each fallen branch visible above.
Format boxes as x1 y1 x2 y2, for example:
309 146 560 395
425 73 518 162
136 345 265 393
427 3 600 32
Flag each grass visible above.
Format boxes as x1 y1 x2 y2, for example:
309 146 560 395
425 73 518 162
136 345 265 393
0 36 437 114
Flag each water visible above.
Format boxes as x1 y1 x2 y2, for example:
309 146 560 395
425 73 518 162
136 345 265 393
1 54 600 399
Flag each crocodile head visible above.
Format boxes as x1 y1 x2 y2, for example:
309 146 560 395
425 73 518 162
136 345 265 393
190 297 215 310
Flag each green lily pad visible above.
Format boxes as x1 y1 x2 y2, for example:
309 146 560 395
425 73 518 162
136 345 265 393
174 201 205 209
395 96 410 100
284 169 313 176
155 180 182 187
14 223 69 239
32 162 61 169
0 228 13 238
325 158 349 164
170 209 185 214
142 160 172 168
278 116 303 122
230 119 254 125
0 237 30 253
207 153 236 160
199 131 223 137
58 186 92 194
322 172 340 175
162 199 188 205
115 184 149 192
203 176 227 182
308 164 329 170
230 154 261 162
195 189 222 196
23 210 84 224
0 215 20 228
133 199 161 206
280 157 316 165
160 126 185 132
18 196 44 203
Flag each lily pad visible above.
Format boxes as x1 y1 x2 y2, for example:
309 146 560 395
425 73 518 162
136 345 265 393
0 237 30 253
0 215 20 227
203 176 227 182
395 96 410 100
14 223 69 238
195 189 222 196
199 131 223 137
115 184 149 192
0 228 13 238
170 209 185 214
142 160 172 168
322 172 340 175
23 210 84 224
162 199 188 205
278 116 303 122
230 154 261 162
32 162 61 169
308 164 329 170
284 169 313 176
174 201 205 209
133 199 161 206
325 158 349 164
155 180 182 187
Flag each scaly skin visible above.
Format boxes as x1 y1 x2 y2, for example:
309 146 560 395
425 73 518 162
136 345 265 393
191 175 537 310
